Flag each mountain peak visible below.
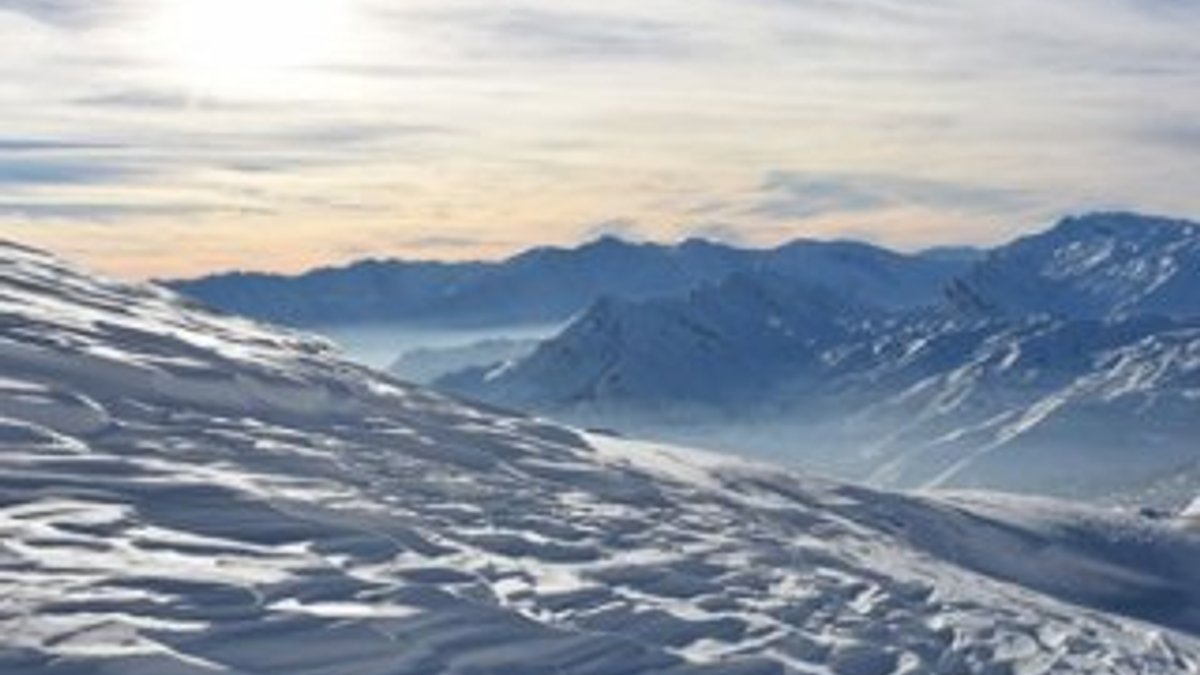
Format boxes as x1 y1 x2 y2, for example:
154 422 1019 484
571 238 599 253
917 245 987 264
1049 211 1200 242
952 211 1200 320
581 233 643 251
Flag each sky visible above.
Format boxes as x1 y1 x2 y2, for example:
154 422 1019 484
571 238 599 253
0 0 1197 278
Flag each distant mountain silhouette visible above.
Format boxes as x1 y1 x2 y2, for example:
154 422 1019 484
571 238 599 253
168 235 973 327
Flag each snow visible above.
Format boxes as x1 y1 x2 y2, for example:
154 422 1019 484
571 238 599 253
951 212 1200 320
447 283 1200 505
1 240 1199 674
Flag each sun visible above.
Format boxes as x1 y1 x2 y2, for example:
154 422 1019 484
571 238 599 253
150 0 355 95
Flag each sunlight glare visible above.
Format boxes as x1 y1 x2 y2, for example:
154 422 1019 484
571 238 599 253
151 0 355 95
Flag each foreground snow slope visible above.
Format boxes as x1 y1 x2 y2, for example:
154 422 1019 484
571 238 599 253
2 240 1200 674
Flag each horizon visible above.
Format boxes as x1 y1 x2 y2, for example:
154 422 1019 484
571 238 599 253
2 1 1198 278
156 208 1185 281
49 208 1200 281
10 207 1193 282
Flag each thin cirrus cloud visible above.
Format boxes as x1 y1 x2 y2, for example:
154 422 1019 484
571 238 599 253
394 6 701 61
0 157 142 187
751 172 1034 221
0 0 1197 276
0 0 107 25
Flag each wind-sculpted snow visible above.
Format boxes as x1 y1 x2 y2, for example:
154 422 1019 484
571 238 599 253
2 241 1200 674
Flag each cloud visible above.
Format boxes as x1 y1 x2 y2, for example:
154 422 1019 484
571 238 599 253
73 89 209 111
752 171 1034 221
0 138 122 152
398 6 700 61
753 174 888 220
397 235 496 249
0 200 267 221
1139 120 1200 150
0 158 142 186
579 218 643 241
0 0 125 27
2 0 1199 275
680 222 748 245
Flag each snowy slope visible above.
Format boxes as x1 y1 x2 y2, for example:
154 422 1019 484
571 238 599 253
168 236 969 327
948 212 1200 320
3 240 1200 674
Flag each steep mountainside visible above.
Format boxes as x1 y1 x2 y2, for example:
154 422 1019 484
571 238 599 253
442 273 877 408
168 236 971 327
824 314 1200 501
3 241 1200 673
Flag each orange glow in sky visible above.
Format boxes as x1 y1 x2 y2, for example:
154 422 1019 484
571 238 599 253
1 0 1198 277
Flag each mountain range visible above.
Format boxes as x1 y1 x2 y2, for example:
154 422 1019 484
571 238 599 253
168 236 978 327
2 239 1200 673
165 212 1200 507
439 213 1200 507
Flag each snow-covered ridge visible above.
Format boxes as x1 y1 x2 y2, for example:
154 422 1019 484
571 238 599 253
440 272 877 408
2 240 1200 674
949 212 1200 319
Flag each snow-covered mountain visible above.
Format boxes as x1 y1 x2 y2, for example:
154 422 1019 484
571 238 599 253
443 252 1200 506
4 241 1200 673
949 212 1200 319
168 236 971 328
441 272 878 409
